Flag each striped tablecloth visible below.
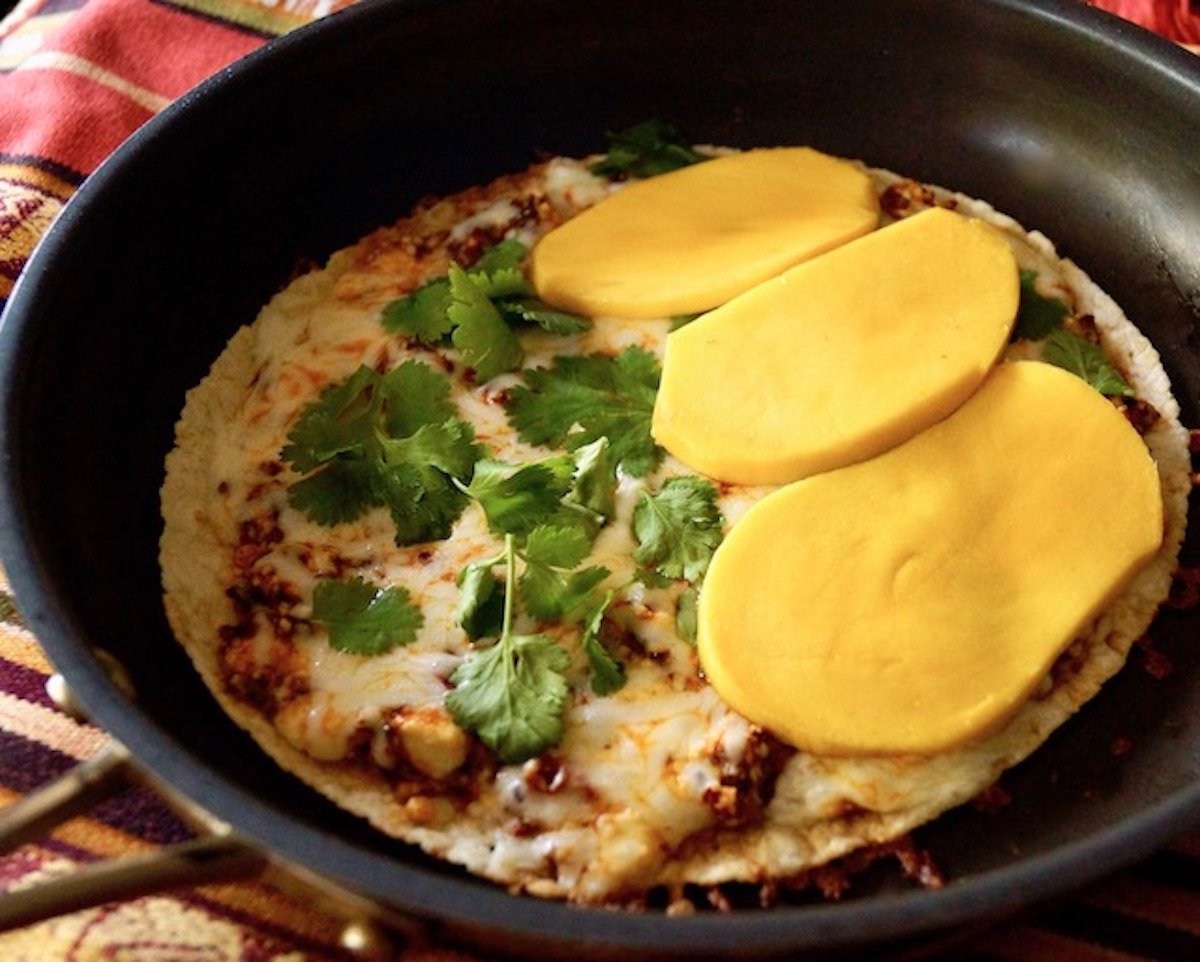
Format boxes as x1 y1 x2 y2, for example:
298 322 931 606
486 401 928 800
0 1 1197 959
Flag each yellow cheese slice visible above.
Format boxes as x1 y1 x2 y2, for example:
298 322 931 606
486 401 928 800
652 207 1019 485
529 147 879 319
697 361 1163 756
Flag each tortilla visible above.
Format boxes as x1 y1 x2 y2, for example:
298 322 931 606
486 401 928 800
161 149 1190 904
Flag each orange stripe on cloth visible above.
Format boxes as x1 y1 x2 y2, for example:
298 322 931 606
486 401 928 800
0 784 157 856
0 175 65 294
0 626 48 675
0 159 78 199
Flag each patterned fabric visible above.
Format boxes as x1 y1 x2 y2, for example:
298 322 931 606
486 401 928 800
0 0 1196 959
1090 0 1200 45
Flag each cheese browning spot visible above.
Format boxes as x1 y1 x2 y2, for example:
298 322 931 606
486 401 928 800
698 361 1164 755
529 148 880 319
652 207 1020 485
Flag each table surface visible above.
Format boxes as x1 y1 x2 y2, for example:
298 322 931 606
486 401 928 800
0 0 1198 959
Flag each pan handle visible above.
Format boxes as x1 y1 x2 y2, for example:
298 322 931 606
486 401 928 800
0 671 429 960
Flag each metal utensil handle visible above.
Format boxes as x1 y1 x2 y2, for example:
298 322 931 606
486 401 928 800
0 741 133 856
0 668 422 959
0 835 266 931
0 734 267 930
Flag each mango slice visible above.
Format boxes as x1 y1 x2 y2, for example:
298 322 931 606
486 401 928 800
697 361 1163 756
652 207 1019 485
529 148 879 319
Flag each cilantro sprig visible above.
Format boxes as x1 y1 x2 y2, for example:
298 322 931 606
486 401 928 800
590 120 706 179
448 529 625 763
1012 270 1133 397
282 361 481 545
457 525 611 639
449 443 627 761
311 577 423 655
506 347 664 477
446 534 573 763
456 442 618 626
381 240 590 382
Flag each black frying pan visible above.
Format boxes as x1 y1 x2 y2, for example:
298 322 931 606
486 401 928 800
1 0 1199 958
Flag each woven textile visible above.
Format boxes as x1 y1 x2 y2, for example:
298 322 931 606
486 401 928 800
1091 0 1200 44
0 1 1197 959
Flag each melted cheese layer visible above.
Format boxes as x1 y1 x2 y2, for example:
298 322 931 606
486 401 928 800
163 155 1189 903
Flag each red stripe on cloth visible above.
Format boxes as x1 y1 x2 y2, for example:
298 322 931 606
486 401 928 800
0 0 269 178
0 66 152 173
40 0 265 100
1090 0 1200 43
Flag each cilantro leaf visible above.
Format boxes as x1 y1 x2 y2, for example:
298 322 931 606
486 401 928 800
380 463 469 545
381 279 454 343
590 120 706 179
448 265 524 382
460 456 576 538
506 347 663 477
446 632 570 763
522 524 593 569
381 242 583 381
520 563 609 622
312 577 423 656
378 360 458 438
496 298 592 335
570 437 617 523
581 593 625 696
287 459 383 527
633 477 724 582
456 558 505 641
675 586 698 645
382 418 480 480
281 366 381 472
283 364 480 544
466 241 589 332
468 239 532 298
1041 329 1133 397
1012 269 1069 342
